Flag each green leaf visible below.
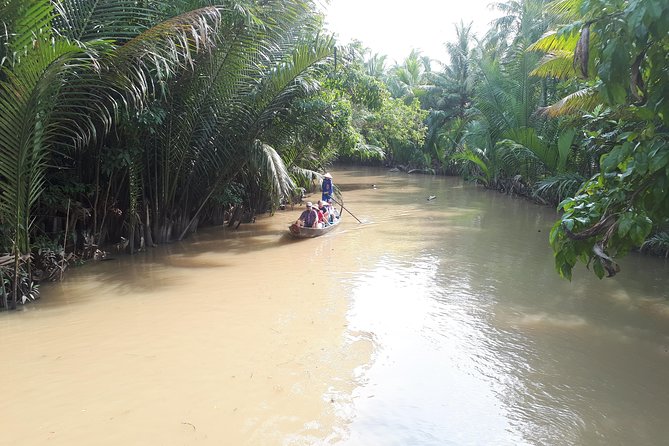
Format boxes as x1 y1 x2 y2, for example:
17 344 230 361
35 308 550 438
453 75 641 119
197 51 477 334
649 148 669 173
601 148 622 172
592 259 605 279
617 213 633 237
629 217 652 246
563 218 575 231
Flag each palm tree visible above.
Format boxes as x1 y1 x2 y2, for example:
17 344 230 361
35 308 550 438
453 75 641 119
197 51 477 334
421 21 477 170
119 1 335 242
174 36 336 241
442 21 476 118
453 0 552 190
0 0 227 307
386 49 431 102
364 52 388 78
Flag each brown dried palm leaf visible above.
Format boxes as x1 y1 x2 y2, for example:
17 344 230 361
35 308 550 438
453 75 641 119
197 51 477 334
573 25 590 78
630 51 646 105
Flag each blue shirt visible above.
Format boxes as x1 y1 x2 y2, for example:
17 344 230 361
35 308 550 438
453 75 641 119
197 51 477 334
300 209 317 227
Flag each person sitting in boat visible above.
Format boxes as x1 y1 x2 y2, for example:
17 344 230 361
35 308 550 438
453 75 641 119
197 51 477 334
294 201 318 228
326 198 338 222
317 200 330 225
314 205 327 228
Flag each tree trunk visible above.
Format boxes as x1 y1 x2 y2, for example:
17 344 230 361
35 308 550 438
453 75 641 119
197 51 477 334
11 251 18 310
93 145 101 242
228 205 244 228
155 216 173 243
97 171 116 248
0 268 7 310
128 224 135 255
144 201 154 248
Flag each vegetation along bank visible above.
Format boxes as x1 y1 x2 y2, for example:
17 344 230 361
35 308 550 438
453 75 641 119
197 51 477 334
1 0 667 309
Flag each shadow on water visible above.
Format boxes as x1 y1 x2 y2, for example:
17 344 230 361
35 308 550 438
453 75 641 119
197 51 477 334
38 208 366 304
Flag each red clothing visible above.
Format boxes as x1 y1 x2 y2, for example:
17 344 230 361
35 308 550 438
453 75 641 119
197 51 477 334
316 209 326 224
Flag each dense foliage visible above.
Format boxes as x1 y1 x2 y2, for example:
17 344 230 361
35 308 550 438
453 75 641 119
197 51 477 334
1 0 668 310
0 0 428 309
353 0 669 279
545 0 669 278
0 1 345 308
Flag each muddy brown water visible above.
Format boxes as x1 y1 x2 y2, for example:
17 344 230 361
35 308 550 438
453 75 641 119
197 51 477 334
2 167 669 445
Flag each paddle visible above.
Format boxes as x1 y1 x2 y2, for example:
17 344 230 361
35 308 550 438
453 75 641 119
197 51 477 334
330 197 362 223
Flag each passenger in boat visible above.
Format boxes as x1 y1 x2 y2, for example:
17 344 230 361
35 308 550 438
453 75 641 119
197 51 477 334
294 201 318 228
326 198 338 222
321 173 333 201
317 200 330 225
314 205 327 229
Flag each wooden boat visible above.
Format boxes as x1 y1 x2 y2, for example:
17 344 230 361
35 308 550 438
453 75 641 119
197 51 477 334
288 214 342 238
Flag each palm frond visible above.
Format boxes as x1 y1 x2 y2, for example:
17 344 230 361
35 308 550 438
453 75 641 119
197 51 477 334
251 140 294 200
350 143 385 160
452 148 491 186
556 127 576 173
535 172 586 203
3 0 55 65
53 0 167 43
499 127 549 162
251 36 335 136
530 50 576 79
641 232 669 258
0 34 97 253
110 6 224 92
289 165 318 189
537 86 601 117
545 0 584 21
527 30 580 54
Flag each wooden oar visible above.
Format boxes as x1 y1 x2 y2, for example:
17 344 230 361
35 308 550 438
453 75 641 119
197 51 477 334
330 197 362 223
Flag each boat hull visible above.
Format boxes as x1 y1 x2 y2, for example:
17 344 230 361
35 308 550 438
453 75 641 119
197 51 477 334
288 217 341 238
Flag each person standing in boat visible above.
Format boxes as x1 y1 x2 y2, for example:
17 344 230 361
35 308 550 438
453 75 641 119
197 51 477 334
321 173 333 202
294 202 318 228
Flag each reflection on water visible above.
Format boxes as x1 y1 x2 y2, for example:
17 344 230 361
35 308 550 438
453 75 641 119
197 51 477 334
333 168 669 446
339 255 522 445
2 167 669 445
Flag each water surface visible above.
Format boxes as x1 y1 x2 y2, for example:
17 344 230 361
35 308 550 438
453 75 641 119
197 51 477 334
2 167 668 445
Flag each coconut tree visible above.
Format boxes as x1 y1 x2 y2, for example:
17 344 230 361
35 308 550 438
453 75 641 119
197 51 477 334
453 0 554 189
420 21 477 170
364 52 388 78
441 21 476 119
386 49 432 102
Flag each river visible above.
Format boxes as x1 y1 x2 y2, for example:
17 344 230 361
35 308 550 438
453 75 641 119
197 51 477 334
2 167 669 445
